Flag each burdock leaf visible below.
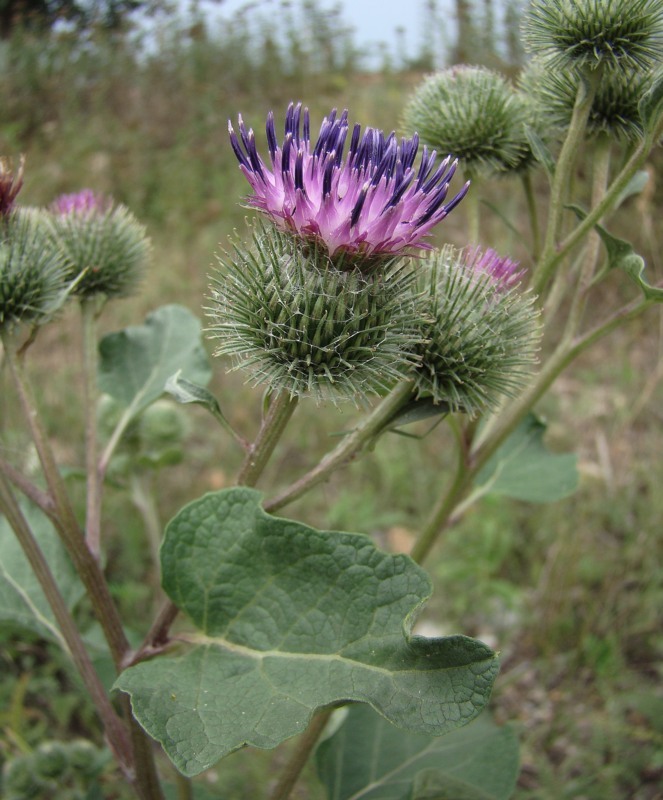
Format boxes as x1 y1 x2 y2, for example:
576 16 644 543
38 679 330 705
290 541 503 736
164 371 238 441
115 488 499 777
98 305 211 423
568 205 663 301
475 414 578 503
317 704 519 800
0 503 84 647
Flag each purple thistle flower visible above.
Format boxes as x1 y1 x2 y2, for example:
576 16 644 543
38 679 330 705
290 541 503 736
467 247 525 290
0 156 25 218
229 103 470 259
51 189 112 217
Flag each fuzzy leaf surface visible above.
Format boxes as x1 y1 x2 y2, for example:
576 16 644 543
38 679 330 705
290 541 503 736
115 488 498 777
317 704 519 800
475 414 578 503
0 503 84 647
98 304 211 421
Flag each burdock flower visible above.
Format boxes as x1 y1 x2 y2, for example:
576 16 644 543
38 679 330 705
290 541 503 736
411 246 540 415
48 190 150 299
523 0 663 74
228 103 469 264
0 156 25 219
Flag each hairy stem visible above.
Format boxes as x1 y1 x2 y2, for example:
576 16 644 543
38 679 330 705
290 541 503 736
521 171 541 262
265 380 415 513
0 454 55 517
2 332 131 668
236 391 299 487
532 70 601 296
269 709 334 800
0 471 133 775
81 297 103 559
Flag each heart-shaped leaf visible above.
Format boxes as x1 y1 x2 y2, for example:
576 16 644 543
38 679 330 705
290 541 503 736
115 488 499 777
475 414 578 503
98 304 211 423
317 704 519 800
0 502 84 647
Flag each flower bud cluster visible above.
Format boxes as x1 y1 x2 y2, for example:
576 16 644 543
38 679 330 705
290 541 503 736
211 102 542 409
521 0 663 144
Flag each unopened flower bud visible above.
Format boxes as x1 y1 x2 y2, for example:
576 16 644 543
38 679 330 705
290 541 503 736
207 222 421 403
411 246 541 415
403 66 534 177
0 155 24 219
48 190 150 299
523 0 663 74
0 208 67 334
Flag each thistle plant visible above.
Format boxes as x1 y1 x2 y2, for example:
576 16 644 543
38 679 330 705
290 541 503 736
1 1 663 799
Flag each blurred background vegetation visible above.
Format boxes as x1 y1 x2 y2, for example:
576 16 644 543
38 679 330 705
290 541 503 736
1 0 662 797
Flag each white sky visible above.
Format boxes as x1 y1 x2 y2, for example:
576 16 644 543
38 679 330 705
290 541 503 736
193 0 457 66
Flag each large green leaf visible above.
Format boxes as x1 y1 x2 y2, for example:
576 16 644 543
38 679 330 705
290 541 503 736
475 414 578 503
317 704 519 800
115 488 499 777
98 304 211 421
0 503 84 648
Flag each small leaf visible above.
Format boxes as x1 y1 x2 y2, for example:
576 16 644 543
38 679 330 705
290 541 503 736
164 371 237 440
115 488 499 777
568 205 663 301
316 704 519 800
475 414 578 503
98 305 211 423
0 503 84 647
613 170 649 210
524 126 555 181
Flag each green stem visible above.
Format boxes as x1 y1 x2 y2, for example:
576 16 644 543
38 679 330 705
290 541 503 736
2 332 165 799
81 297 103 559
521 171 541 262
0 471 134 776
130 472 162 579
235 391 299 487
532 69 601 296
409 417 471 564
269 709 333 800
465 172 480 244
0 454 55 517
562 134 612 341
265 380 415 513
1 331 131 669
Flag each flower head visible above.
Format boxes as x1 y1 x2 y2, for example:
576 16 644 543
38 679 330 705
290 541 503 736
1 209 67 334
47 190 150 300
207 222 421 402
51 189 111 217
410 246 540 415
467 246 525 290
523 0 663 74
403 67 535 177
0 156 25 219
228 103 469 264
